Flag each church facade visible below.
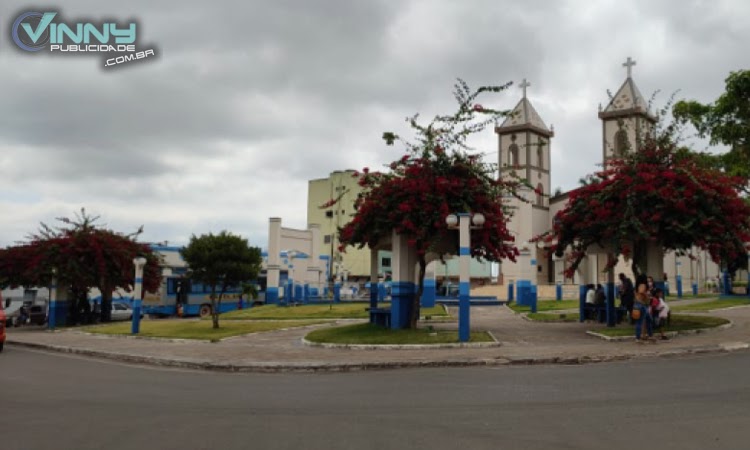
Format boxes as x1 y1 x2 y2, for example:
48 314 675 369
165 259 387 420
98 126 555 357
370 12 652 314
497 58 725 292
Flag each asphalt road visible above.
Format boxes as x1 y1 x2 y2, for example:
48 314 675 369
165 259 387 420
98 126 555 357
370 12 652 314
1 347 749 450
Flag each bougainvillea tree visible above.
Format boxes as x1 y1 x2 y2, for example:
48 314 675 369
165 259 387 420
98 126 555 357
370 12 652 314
336 80 528 328
543 132 750 279
0 209 161 324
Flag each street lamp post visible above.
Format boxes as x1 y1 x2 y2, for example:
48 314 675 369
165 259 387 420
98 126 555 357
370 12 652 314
131 257 147 335
48 268 57 330
446 212 485 343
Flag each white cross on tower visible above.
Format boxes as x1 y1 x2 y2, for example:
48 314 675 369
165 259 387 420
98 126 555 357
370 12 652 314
520 78 531 98
623 57 636 78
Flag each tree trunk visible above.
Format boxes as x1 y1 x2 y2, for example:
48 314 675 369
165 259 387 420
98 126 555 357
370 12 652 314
210 287 219 329
410 257 426 329
100 281 113 323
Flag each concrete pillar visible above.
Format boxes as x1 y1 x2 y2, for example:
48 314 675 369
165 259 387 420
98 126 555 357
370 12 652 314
266 218 282 304
391 230 416 329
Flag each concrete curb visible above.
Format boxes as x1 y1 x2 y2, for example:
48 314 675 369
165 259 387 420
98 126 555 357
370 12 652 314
301 333 502 350
586 322 733 341
7 337 750 373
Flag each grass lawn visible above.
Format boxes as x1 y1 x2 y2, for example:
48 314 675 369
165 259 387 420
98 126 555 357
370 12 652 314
591 314 730 337
305 323 493 345
671 298 750 312
82 319 325 341
220 303 449 320
509 299 579 313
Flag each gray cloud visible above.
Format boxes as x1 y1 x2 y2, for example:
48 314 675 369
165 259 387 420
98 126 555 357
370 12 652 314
0 0 747 248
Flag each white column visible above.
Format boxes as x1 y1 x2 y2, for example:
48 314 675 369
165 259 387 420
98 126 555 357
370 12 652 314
267 218 282 304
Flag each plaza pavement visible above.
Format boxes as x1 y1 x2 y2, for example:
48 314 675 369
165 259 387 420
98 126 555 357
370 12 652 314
6 298 750 372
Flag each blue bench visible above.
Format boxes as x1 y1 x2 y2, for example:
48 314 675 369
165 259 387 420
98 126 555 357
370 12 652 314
367 307 391 328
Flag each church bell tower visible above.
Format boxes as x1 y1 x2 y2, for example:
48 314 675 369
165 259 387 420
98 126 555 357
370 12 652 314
599 57 657 162
496 79 554 286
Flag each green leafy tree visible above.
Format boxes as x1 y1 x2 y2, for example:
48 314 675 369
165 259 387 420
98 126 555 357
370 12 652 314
338 80 527 328
674 70 750 191
0 209 161 324
180 231 262 329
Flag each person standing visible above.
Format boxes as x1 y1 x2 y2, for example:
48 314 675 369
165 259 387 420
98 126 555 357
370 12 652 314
634 281 654 343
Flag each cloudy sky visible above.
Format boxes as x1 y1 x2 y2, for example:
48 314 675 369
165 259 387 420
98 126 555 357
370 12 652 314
0 0 747 250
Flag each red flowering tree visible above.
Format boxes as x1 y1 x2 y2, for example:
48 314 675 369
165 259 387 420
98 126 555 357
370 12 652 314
544 133 750 278
0 209 161 324
337 80 526 328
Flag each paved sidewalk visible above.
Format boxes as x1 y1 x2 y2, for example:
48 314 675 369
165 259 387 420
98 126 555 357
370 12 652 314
6 303 750 372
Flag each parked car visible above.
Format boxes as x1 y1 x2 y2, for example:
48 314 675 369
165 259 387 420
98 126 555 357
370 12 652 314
4 299 47 327
110 302 143 321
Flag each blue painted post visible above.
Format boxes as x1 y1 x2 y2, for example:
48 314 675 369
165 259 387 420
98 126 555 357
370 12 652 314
303 283 310 304
459 280 470 341
555 282 562 301
723 270 731 296
516 280 530 306
131 257 146 335
692 282 698 296
458 214 472 342
578 284 587 323
507 283 514 302
48 276 57 330
676 260 683 298
390 281 415 329
606 282 616 327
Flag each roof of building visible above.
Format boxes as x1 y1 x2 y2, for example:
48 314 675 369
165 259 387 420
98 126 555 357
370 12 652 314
498 96 552 134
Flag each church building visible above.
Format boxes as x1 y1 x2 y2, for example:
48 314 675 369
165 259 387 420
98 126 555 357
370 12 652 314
497 58 723 292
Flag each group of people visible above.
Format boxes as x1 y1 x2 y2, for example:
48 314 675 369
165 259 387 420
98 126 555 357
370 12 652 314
618 273 671 342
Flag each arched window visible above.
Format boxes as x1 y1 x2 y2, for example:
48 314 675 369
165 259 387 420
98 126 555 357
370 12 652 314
509 144 519 166
536 183 544 206
537 142 545 169
614 129 629 157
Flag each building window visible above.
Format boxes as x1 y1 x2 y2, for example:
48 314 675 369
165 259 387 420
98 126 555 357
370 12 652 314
325 210 333 218
324 235 332 244
615 128 629 156
381 257 391 267
508 134 519 166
